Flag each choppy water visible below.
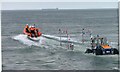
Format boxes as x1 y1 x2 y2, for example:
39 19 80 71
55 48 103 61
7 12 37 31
1 9 119 70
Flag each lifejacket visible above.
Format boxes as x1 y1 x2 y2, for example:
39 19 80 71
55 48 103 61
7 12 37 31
25 25 30 33
30 27 35 31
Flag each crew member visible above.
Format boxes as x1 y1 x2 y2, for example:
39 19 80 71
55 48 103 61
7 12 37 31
30 26 36 37
34 24 35 28
25 24 30 33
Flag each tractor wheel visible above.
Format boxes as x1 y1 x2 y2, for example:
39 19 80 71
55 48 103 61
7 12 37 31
85 49 93 53
95 48 103 55
113 48 119 54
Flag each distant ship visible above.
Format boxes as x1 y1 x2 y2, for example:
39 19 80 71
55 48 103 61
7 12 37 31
41 8 59 11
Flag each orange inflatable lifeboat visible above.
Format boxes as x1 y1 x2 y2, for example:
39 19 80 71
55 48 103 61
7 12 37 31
23 24 42 38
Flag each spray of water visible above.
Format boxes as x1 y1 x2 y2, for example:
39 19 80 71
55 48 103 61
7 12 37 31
12 34 46 47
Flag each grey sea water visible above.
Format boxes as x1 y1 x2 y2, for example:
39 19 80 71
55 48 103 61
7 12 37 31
1 9 119 70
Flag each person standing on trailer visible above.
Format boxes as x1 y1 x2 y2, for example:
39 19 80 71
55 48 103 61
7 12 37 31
82 28 85 43
59 28 62 46
70 43 74 50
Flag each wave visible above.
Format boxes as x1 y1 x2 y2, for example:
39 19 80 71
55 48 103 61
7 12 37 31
11 34 85 49
11 33 94 49
12 34 46 47
12 34 118 51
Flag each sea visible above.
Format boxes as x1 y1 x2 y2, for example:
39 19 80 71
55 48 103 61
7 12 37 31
1 9 119 70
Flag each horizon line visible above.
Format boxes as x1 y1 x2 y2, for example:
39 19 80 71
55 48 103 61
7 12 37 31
1 8 118 11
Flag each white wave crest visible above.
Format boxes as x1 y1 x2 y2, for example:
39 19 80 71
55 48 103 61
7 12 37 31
12 34 46 47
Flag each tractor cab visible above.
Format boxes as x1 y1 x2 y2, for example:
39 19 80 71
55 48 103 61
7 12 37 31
91 37 111 49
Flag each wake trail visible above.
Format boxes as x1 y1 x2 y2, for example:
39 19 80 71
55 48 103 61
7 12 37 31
12 34 84 49
42 34 83 44
11 34 96 48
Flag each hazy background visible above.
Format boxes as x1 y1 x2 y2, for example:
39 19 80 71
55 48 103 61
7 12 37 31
1 0 119 2
1 2 118 10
